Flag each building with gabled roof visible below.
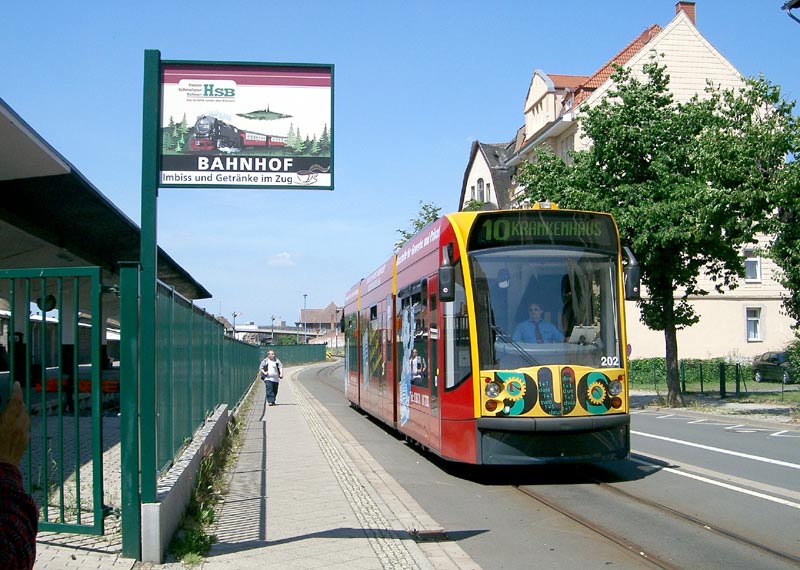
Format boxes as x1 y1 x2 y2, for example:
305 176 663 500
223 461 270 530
458 141 514 210
459 2 795 359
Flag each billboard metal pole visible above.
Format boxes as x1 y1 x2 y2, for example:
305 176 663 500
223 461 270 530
140 49 161 504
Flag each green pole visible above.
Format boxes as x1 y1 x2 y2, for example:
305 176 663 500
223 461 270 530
140 49 161 503
119 262 141 559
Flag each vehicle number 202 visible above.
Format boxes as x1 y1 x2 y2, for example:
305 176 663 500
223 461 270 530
601 356 620 367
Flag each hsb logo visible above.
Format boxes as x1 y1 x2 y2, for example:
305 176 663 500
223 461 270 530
203 84 235 97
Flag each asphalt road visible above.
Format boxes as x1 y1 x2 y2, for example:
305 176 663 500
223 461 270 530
297 362 800 570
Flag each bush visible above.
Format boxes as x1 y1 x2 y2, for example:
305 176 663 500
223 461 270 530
785 333 800 380
628 357 751 389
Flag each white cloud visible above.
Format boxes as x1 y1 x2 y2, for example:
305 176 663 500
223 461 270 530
268 252 295 267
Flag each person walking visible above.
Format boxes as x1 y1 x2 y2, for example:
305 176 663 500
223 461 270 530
259 350 283 407
0 381 38 570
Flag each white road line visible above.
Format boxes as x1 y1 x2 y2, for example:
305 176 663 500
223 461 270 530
631 456 800 510
631 430 800 470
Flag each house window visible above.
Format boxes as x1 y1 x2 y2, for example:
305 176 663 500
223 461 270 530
477 179 485 202
470 185 475 200
486 183 492 202
744 251 761 283
746 307 762 342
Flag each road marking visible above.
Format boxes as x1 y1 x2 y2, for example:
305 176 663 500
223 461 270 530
770 430 800 438
631 454 800 510
632 430 800 470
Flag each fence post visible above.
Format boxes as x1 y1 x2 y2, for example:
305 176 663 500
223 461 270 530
735 363 741 398
719 361 726 399
699 363 704 394
680 361 686 393
119 262 141 559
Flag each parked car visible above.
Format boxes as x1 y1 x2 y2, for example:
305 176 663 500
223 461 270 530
752 351 793 383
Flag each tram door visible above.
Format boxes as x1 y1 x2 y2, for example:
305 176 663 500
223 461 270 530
428 278 441 449
398 280 432 444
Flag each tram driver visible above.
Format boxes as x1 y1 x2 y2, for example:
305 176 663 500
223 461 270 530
512 303 564 344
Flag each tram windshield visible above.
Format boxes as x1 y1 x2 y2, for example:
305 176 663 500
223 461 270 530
469 247 623 371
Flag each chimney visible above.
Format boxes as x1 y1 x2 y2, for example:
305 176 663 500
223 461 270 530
676 1 696 25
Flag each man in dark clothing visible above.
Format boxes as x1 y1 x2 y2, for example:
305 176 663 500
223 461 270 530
0 381 38 570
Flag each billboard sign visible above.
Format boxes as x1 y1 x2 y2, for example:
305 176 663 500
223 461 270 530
159 61 333 189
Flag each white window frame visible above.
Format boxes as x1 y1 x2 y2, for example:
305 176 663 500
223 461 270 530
745 306 763 342
744 251 761 283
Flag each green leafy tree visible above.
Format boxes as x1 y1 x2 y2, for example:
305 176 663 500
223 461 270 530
395 200 441 250
515 59 795 406
462 199 485 211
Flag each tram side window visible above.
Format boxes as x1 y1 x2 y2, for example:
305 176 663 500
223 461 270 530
399 281 429 389
344 313 358 374
368 305 383 382
445 260 471 390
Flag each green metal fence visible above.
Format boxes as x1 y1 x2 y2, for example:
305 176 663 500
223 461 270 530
629 358 798 399
0 267 105 535
259 344 328 366
153 282 260 474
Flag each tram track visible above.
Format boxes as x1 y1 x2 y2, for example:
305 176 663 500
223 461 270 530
516 484 681 570
516 473 800 570
594 475 800 567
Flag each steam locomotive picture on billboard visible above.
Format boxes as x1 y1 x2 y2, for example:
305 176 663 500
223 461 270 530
186 115 288 153
159 61 333 190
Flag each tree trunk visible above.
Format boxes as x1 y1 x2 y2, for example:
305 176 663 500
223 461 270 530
663 303 684 406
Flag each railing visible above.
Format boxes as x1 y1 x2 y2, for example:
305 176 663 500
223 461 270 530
154 281 260 474
0 267 106 535
258 344 328 366
629 358 797 399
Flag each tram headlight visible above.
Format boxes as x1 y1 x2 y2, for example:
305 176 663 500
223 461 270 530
485 382 502 399
608 380 623 397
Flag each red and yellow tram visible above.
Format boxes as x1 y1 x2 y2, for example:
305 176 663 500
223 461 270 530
343 204 641 465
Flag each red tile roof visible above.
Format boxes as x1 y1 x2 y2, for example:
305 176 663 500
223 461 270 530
517 24 662 153
573 24 661 105
547 74 589 91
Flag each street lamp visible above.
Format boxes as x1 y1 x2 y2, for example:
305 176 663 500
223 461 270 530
271 315 276 345
232 311 241 338
333 307 342 352
303 294 308 344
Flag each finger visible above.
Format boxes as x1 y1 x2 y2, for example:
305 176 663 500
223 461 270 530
11 381 23 404
10 382 30 433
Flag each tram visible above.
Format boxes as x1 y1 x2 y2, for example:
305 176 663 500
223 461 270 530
343 203 641 465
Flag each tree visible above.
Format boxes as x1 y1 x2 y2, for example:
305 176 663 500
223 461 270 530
461 199 485 211
515 59 795 406
395 200 441 250
319 124 331 155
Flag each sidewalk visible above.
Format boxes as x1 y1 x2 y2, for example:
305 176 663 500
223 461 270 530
183 367 478 570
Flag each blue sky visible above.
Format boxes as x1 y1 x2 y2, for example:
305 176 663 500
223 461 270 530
2 1 798 327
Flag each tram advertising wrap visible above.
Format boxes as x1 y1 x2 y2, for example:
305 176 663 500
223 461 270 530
343 204 641 465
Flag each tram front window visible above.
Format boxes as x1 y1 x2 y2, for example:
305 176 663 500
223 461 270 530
470 248 622 370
